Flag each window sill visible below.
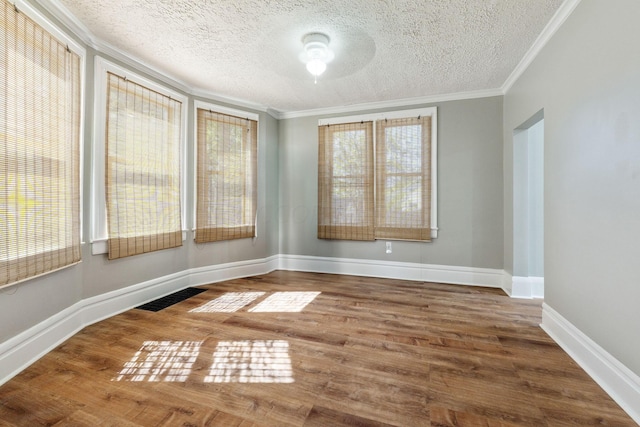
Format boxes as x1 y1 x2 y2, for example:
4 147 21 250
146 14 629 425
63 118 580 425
91 231 188 255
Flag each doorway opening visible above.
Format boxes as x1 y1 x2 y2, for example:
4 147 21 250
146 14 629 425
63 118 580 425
512 111 544 298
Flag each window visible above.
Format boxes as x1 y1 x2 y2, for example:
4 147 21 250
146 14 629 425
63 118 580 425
318 122 374 240
375 116 433 241
194 102 258 243
93 58 187 259
318 108 437 242
1 0 83 287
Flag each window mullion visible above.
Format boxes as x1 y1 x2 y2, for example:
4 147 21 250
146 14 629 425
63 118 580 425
372 119 378 237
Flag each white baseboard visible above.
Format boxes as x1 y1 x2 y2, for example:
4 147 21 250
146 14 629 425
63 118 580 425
79 270 190 325
278 255 505 288
510 276 544 299
189 255 279 287
541 303 640 424
531 277 544 299
0 303 83 389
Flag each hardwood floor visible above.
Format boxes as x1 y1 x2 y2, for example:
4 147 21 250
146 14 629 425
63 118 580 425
0 271 635 426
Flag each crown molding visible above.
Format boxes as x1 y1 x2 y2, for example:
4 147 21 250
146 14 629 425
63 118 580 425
277 88 503 120
502 0 583 93
31 0 94 46
190 87 274 116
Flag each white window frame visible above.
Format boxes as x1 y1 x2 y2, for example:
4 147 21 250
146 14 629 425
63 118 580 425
91 57 188 254
318 107 438 239
192 100 260 238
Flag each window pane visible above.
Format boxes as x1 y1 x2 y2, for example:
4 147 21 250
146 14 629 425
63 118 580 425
384 125 422 173
332 130 367 177
331 129 369 225
331 177 369 224
383 176 423 226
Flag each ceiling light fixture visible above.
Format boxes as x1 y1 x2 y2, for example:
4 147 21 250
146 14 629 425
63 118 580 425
299 32 334 84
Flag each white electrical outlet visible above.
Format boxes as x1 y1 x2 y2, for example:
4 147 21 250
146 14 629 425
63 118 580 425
386 241 392 254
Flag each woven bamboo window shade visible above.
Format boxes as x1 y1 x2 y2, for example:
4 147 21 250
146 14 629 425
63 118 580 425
1 1 82 287
318 122 375 241
105 72 183 259
195 109 257 243
376 116 431 241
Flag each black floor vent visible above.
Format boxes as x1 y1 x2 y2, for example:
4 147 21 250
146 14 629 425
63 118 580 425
136 288 207 312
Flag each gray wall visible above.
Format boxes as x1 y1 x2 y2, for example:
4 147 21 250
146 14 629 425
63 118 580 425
280 97 504 269
504 0 640 375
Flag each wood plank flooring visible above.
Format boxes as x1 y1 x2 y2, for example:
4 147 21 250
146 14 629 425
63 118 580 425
0 271 635 426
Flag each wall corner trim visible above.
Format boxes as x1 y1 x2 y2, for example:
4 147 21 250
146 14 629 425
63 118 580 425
541 303 640 424
510 276 544 299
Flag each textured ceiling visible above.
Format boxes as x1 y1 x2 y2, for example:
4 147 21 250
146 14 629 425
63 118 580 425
56 0 564 113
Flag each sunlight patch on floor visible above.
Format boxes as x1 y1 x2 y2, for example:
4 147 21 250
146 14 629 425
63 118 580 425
189 291 266 313
248 291 321 313
113 341 202 382
205 340 294 383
